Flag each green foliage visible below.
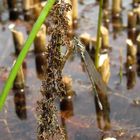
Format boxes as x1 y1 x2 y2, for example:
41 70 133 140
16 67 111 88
0 0 55 111
95 0 103 68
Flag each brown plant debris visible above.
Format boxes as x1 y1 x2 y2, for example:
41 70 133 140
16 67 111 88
36 0 72 140
37 98 65 140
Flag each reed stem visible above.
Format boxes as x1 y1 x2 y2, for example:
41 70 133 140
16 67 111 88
95 0 103 68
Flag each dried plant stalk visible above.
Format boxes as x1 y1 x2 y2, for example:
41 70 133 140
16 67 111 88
34 24 47 54
33 5 43 21
128 11 137 29
126 39 137 66
98 54 110 84
11 29 24 55
112 0 122 16
13 66 25 89
23 0 33 10
101 26 109 49
36 0 72 140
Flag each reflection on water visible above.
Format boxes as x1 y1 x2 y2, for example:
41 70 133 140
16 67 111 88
35 53 46 80
13 88 27 120
94 92 111 131
128 29 137 44
126 67 136 89
60 97 74 118
60 96 74 140
112 15 123 39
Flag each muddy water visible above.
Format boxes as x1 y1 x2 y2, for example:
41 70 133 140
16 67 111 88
0 0 140 140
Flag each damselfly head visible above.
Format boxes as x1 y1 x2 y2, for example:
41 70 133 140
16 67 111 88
73 37 85 53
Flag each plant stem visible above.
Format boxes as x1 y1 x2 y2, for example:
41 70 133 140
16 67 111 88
119 48 123 83
0 0 55 111
95 0 103 68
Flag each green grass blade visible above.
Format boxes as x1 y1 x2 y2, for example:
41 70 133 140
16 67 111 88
0 0 55 111
95 0 103 68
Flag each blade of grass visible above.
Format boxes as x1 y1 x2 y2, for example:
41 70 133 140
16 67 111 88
95 0 103 68
0 0 55 111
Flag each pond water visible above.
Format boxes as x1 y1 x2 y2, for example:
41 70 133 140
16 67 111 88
0 0 140 140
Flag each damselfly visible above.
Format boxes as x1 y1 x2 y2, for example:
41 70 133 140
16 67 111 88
73 37 109 110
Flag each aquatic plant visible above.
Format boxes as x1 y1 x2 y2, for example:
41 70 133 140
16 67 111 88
0 0 55 110
95 0 103 68
36 0 72 139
